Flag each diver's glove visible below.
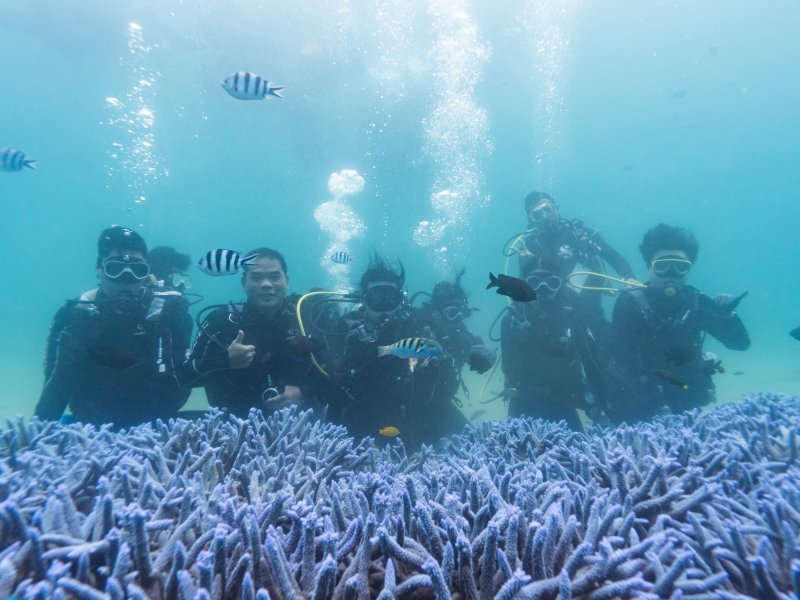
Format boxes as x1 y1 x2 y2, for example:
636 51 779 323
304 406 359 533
468 344 496 374
625 277 643 288
712 291 749 316
702 351 725 376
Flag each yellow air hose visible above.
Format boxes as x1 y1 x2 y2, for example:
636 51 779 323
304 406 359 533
483 230 643 406
295 290 354 378
567 271 645 293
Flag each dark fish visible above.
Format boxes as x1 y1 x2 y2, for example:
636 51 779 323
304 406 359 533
665 346 694 366
486 273 536 302
289 334 325 355
733 370 744 376
87 346 138 369
653 369 689 390
790 327 800 342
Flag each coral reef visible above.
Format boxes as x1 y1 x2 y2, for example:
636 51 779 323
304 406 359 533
1 393 800 599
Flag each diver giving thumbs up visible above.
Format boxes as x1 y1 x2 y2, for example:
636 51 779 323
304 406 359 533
228 330 256 369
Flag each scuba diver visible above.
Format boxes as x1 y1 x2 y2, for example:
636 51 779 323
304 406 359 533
179 247 326 418
36 226 193 428
147 245 193 291
608 224 750 422
415 269 496 381
512 191 638 327
500 258 605 432
322 253 465 449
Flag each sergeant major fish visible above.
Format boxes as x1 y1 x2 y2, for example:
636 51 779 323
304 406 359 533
222 72 286 100
331 251 354 264
377 337 442 360
486 273 537 302
1 147 36 172
197 249 258 276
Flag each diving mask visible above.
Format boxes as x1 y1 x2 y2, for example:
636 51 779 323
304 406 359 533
651 258 692 278
529 202 558 223
166 272 192 290
102 257 151 282
441 304 471 322
364 284 404 313
526 273 562 293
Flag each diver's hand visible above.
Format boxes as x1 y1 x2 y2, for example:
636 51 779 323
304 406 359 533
625 277 643 288
468 344 496 374
712 291 748 315
264 385 302 411
228 330 256 369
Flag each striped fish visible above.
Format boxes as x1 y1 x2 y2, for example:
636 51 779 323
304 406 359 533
377 337 442 360
222 72 286 100
197 249 258 276
0 147 36 172
331 251 353 264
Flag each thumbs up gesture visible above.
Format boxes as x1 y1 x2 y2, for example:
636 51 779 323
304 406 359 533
228 330 256 369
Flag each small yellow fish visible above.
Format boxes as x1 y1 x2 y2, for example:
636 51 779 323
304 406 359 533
653 369 689 390
378 426 400 437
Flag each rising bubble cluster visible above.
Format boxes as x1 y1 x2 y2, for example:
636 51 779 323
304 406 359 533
104 23 164 220
315 169 367 290
516 0 580 187
415 0 492 274
326 168 365 197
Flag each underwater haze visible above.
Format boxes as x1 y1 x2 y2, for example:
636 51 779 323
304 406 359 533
1 0 799 421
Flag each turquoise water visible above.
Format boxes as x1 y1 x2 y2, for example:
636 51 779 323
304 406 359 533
1 0 798 421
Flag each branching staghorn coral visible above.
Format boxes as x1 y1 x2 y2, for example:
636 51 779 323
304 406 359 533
1 393 799 598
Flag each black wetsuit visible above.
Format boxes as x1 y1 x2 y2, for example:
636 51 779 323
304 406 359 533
180 297 325 418
519 219 635 324
608 285 750 422
35 286 192 428
415 305 484 371
500 287 603 431
323 306 463 449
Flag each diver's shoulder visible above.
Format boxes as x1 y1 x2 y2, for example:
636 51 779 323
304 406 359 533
57 288 100 315
202 302 245 324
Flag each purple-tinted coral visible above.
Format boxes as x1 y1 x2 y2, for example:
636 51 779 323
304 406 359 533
1 393 799 599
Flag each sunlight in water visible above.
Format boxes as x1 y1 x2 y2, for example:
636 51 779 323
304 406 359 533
415 0 492 274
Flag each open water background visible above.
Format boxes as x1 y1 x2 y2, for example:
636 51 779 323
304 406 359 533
1 0 798 421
